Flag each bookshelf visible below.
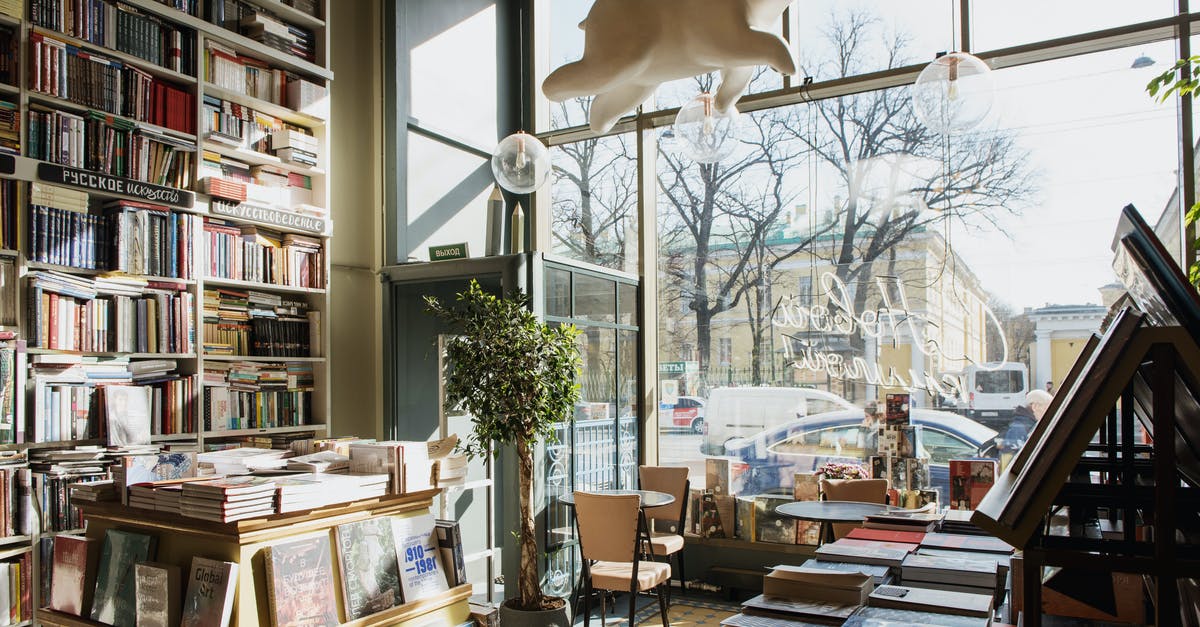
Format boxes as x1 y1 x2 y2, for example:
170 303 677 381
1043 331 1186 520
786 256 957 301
0 0 335 620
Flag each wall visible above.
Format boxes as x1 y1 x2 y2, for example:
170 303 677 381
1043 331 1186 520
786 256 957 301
329 0 385 439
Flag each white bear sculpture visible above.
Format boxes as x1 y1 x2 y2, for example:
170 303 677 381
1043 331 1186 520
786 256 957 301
542 0 796 133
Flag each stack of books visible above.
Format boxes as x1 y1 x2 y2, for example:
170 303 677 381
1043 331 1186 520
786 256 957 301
813 537 916 568
866 584 993 619
941 509 989 536
201 361 314 431
273 472 388 513
792 559 891 586
899 553 999 597
0 99 17 154
180 476 276 522
68 480 117 504
201 217 326 288
240 11 314 62
197 447 288 474
270 129 317 166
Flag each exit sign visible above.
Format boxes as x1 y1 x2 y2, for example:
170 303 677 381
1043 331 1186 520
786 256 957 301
429 243 469 261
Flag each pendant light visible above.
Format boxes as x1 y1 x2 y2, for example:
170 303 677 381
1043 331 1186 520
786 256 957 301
673 93 741 163
911 52 995 136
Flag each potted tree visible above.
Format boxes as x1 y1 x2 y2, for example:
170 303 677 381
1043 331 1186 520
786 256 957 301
426 280 581 626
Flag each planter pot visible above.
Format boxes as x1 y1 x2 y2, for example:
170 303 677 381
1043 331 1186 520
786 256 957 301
498 598 572 627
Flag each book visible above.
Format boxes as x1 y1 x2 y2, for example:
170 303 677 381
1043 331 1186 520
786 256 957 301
90 528 157 625
392 513 449 602
103 385 154 447
722 613 833 626
919 533 1012 554
434 519 467 588
180 557 237 627
134 562 181 627
754 495 797 544
263 534 339 627
741 594 857 624
867 585 992 618
796 559 890 585
335 516 403 619
181 475 276 496
48 534 96 616
845 527 926 545
899 552 998 589
762 567 873 605
949 460 997 511
843 605 991 626
814 540 910 567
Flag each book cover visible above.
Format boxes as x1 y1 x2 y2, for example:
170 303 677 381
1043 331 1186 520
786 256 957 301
844 605 990 626
753 495 797 544
741 593 857 622
920 532 1012 554
48 534 97 616
180 557 237 627
814 541 910 567
335 517 402 619
392 513 450 602
705 458 732 495
797 559 890 585
104 385 152 446
867 585 992 617
699 492 725 538
134 562 181 627
120 453 197 485
884 393 910 425
90 528 157 625
263 534 339 627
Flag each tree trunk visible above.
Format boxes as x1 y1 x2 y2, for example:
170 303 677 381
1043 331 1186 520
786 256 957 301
515 438 544 609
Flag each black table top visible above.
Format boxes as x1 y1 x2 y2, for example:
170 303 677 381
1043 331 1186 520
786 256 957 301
557 489 675 508
774 500 900 523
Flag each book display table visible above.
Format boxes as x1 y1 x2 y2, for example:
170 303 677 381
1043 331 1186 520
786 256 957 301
776 500 900 544
36 490 472 627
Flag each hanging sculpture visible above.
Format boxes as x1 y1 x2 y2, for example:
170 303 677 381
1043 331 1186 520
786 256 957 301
542 0 796 133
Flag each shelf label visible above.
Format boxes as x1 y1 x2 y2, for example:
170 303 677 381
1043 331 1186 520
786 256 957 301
37 163 195 208
211 202 327 234
0 154 13 175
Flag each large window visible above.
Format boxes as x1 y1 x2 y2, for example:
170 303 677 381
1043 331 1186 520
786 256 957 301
538 1 1192 507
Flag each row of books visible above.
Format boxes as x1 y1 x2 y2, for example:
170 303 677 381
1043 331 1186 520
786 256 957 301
204 40 325 119
0 179 14 250
206 0 315 61
0 341 17 444
203 218 324 288
29 108 196 189
0 261 14 325
0 99 16 156
28 200 198 275
240 10 313 63
27 281 195 354
30 0 199 74
30 32 196 135
0 462 32 537
152 0 196 16
28 368 197 442
201 314 315 357
202 361 313 431
0 26 15 88
202 94 317 162
37 471 106 532
0 552 31 626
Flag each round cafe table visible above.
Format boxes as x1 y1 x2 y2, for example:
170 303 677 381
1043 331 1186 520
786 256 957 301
775 500 902 545
557 488 675 508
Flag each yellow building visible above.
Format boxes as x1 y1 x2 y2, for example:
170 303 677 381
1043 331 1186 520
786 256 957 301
659 225 994 407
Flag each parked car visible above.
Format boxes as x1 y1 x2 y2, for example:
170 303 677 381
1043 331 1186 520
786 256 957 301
701 387 856 455
663 396 706 433
722 408 999 500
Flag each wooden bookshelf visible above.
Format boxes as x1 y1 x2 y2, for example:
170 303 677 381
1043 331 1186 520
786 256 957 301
0 0 336 621
37 493 474 627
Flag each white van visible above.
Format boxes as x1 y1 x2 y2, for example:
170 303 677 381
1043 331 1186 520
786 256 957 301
700 387 855 455
962 362 1028 428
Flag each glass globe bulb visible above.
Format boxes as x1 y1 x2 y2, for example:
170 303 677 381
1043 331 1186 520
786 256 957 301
673 93 740 164
492 131 550 194
911 52 995 136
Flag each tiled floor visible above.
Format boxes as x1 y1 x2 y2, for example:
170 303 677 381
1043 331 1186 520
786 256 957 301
573 592 741 626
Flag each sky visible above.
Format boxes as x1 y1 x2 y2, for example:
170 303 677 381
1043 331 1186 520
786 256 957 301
543 0 1183 311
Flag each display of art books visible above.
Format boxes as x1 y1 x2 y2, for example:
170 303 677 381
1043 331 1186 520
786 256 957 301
263 533 340 627
335 516 402 619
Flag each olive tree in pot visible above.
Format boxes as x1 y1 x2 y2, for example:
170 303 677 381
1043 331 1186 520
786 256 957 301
426 280 581 625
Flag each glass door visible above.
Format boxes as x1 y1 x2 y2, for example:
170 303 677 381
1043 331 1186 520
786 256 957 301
540 258 641 599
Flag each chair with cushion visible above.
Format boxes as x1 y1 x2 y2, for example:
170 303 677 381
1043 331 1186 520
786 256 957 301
638 465 689 597
819 478 888 539
575 491 671 626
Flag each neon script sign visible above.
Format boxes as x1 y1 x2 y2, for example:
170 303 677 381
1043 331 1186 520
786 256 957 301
773 272 1009 398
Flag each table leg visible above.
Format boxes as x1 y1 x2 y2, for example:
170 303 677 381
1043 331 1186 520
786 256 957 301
820 521 835 545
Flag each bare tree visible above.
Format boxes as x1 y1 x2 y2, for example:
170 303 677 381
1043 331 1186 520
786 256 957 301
550 98 637 269
986 297 1035 366
656 10 1037 378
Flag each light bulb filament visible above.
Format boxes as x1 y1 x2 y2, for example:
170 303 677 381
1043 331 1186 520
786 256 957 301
515 135 528 169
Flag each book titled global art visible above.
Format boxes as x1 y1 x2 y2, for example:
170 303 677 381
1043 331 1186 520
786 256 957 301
180 557 237 627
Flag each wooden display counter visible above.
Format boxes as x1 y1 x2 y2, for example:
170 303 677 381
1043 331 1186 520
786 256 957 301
38 490 472 627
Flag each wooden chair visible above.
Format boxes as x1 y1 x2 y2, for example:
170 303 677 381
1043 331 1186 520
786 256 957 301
819 478 888 539
575 491 671 627
638 465 689 599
